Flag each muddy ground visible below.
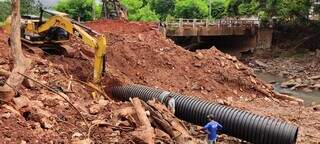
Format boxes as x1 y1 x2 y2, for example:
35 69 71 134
0 20 319 143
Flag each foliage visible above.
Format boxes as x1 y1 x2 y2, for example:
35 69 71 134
0 0 41 22
150 0 175 20
121 0 160 21
20 0 42 15
174 0 209 19
55 0 101 21
0 0 11 22
276 0 311 23
210 0 226 19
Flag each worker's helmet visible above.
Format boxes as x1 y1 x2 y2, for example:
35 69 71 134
207 114 215 121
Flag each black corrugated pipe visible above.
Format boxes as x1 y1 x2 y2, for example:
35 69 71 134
112 85 298 144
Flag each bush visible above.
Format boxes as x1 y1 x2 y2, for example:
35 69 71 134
174 0 208 19
55 0 101 21
210 0 226 19
121 0 160 21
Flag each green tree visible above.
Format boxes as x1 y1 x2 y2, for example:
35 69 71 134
174 0 209 19
0 0 11 22
20 0 41 15
121 0 159 21
0 0 41 22
224 0 242 16
210 0 226 19
55 0 102 21
276 0 311 23
150 0 175 20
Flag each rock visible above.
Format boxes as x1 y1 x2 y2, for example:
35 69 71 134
72 132 83 139
72 138 92 144
226 54 237 62
40 117 53 129
312 84 320 89
289 101 299 105
232 90 238 95
20 140 27 144
281 79 298 88
1 113 11 119
193 62 202 67
264 97 271 102
13 96 30 110
22 79 36 89
250 76 257 84
313 105 320 111
223 97 233 106
255 60 268 68
295 78 302 83
310 75 320 80
216 99 224 105
98 99 109 107
89 104 100 115
195 52 204 60
279 71 289 77
118 120 131 127
235 63 240 70
302 87 313 93
31 122 42 130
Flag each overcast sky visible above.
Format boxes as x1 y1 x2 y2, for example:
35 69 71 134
39 0 59 7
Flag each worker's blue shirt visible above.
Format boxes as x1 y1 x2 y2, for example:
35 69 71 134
204 121 223 140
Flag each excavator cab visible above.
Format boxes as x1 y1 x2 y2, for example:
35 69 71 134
20 8 70 45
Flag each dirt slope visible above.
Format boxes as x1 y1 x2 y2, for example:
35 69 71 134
86 20 274 101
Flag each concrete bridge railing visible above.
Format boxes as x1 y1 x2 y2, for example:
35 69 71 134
165 18 260 29
162 18 260 37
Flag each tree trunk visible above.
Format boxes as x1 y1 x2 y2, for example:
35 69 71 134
130 98 155 144
0 0 31 102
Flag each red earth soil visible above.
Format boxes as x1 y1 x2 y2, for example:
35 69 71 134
0 20 319 143
86 20 273 101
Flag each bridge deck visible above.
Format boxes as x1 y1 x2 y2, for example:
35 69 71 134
163 19 260 37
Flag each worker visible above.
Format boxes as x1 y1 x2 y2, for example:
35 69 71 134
167 95 175 114
201 114 223 144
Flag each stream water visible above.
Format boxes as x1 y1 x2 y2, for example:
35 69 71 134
255 72 320 106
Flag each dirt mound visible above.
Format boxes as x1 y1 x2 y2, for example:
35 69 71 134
86 20 156 34
85 20 273 101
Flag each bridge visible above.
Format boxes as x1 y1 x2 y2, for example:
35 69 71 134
161 18 272 57
164 18 260 36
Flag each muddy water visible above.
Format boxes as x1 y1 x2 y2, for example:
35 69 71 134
256 72 320 105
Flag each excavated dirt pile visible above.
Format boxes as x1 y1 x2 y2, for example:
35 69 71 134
86 20 275 101
0 20 319 143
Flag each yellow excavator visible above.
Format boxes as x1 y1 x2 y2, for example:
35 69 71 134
4 9 107 99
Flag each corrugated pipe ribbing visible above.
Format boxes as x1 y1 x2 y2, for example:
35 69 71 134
111 85 298 144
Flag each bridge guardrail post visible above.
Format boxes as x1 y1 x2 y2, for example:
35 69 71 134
205 19 209 28
179 18 183 28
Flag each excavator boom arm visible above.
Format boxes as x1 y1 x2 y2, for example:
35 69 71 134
37 15 107 84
